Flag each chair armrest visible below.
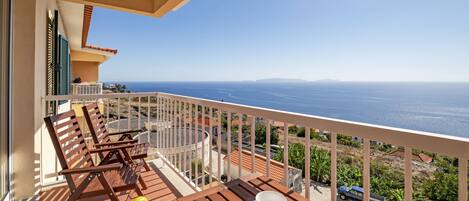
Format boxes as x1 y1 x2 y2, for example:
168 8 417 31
90 144 134 153
59 163 122 175
94 140 138 147
108 129 143 136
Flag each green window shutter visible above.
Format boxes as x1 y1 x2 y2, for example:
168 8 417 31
57 35 70 96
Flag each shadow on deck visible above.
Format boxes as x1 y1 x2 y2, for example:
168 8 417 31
39 162 182 201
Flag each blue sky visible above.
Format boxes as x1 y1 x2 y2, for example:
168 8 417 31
88 0 469 82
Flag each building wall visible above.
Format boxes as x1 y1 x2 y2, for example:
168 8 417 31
11 0 69 199
72 61 100 82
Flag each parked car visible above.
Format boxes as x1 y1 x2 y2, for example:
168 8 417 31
338 186 386 201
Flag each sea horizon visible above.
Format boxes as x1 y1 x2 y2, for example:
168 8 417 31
108 81 469 138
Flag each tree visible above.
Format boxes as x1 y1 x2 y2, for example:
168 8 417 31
421 157 459 201
254 123 279 145
274 143 331 183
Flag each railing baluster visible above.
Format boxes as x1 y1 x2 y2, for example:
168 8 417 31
459 157 468 201
147 96 151 146
117 97 121 132
208 107 213 187
182 102 187 174
157 96 160 148
195 104 199 187
179 101 183 172
283 122 289 186
227 112 232 181
106 99 110 124
217 109 222 182
238 114 243 178
305 127 311 200
138 97 141 130
127 97 131 130
189 103 193 184
364 138 371 201
201 105 206 187
404 147 412 201
331 132 337 201
173 99 177 165
266 120 271 177
251 116 256 173
164 98 167 150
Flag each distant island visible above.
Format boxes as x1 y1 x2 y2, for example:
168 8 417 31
256 78 308 83
255 78 340 83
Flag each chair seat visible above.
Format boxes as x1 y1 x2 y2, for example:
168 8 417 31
83 163 143 194
127 143 149 159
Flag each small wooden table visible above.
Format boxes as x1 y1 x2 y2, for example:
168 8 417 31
178 174 307 201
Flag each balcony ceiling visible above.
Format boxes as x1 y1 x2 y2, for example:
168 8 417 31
62 0 190 18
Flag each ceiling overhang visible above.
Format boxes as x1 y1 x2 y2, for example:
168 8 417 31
63 0 190 18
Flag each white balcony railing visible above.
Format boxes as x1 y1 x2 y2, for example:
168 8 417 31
43 92 469 201
71 82 103 95
70 83 103 103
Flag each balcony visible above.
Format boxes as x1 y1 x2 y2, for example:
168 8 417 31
70 83 103 103
39 92 469 200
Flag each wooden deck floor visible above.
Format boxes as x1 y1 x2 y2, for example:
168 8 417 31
39 162 182 201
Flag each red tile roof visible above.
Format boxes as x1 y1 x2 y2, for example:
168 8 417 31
84 44 118 54
82 5 117 55
224 149 286 182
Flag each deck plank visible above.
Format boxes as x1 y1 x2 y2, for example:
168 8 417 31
206 193 225 201
39 162 182 201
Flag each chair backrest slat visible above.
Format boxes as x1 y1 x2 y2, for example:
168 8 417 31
82 103 112 144
44 110 95 187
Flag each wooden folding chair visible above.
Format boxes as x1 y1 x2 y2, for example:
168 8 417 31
44 110 146 201
82 102 151 171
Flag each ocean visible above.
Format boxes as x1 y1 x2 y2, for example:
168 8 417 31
116 82 469 138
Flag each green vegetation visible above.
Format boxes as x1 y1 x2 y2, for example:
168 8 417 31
337 134 361 148
421 156 459 201
254 123 279 145
273 140 465 201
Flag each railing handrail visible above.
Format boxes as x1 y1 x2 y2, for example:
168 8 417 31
44 92 469 158
71 82 103 86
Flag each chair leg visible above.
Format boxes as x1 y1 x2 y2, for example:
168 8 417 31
143 159 151 171
135 184 144 196
138 176 148 190
97 173 119 201
67 191 81 201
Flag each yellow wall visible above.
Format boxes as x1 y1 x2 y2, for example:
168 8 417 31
72 61 99 82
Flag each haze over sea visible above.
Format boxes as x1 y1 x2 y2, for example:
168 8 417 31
116 81 469 138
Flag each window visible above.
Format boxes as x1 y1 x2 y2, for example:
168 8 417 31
46 10 70 114
0 0 10 199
